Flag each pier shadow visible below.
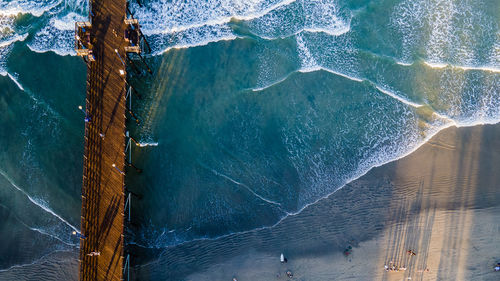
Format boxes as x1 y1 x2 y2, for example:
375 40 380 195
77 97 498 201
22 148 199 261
380 180 437 281
376 124 500 281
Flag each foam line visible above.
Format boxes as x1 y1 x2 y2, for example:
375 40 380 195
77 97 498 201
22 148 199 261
254 25 351 41
301 66 363 82
423 61 500 73
0 33 28 48
0 169 79 233
142 0 299 35
250 73 293 92
197 161 282 207
137 142 159 147
0 0 63 17
156 25 351 56
157 35 238 55
374 86 423 108
249 66 422 109
210 168 283 207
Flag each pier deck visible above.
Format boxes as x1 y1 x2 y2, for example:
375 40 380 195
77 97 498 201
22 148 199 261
79 0 127 280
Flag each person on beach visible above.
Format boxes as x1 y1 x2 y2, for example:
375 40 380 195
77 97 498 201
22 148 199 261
494 263 499 271
286 270 293 278
407 250 416 256
280 253 288 263
343 245 352 256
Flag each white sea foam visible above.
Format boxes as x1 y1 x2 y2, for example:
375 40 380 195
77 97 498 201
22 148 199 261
7 72 25 91
0 15 28 74
203 164 283 207
392 0 499 67
154 34 238 56
131 0 351 54
0 0 62 17
305 66 363 82
28 12 86 56
134 0 299 35
251 65 422 110
137 142 159 147
374 86 423 108
296 34 318 69
423 61 500 73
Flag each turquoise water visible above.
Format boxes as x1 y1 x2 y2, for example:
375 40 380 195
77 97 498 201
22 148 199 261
0 0 499 279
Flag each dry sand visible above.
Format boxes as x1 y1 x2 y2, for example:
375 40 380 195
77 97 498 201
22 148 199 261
182 124 500 281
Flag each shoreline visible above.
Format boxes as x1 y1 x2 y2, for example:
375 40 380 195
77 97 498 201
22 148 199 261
133 122 500 280
131 120 499 251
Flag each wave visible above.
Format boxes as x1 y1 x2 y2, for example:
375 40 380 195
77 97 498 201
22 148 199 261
198 161 284 208
0 169 79 233
249 65 422 110
154 35 238 56
0 0 62 18
133 0 351 55
28 12 86 56
139 0 299 35
2 0 352 58
7 72 25 91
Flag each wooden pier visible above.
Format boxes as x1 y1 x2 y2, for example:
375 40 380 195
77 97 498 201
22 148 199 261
78 0 127 280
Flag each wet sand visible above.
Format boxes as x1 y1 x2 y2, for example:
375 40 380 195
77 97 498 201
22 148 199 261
132 123 500 280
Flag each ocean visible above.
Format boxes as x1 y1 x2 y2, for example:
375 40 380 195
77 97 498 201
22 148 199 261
0 0 498 280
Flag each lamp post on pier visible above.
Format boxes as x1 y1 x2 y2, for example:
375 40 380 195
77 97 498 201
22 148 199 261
112 163 125 175
115 49 126 66
78 105 91 122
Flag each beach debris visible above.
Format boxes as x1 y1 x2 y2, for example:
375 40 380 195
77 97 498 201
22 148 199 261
280 253 287 263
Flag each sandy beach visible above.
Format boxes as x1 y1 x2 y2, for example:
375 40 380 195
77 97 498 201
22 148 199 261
132 123 500 280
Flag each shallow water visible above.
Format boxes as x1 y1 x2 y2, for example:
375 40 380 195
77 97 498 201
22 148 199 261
0 0 498 279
